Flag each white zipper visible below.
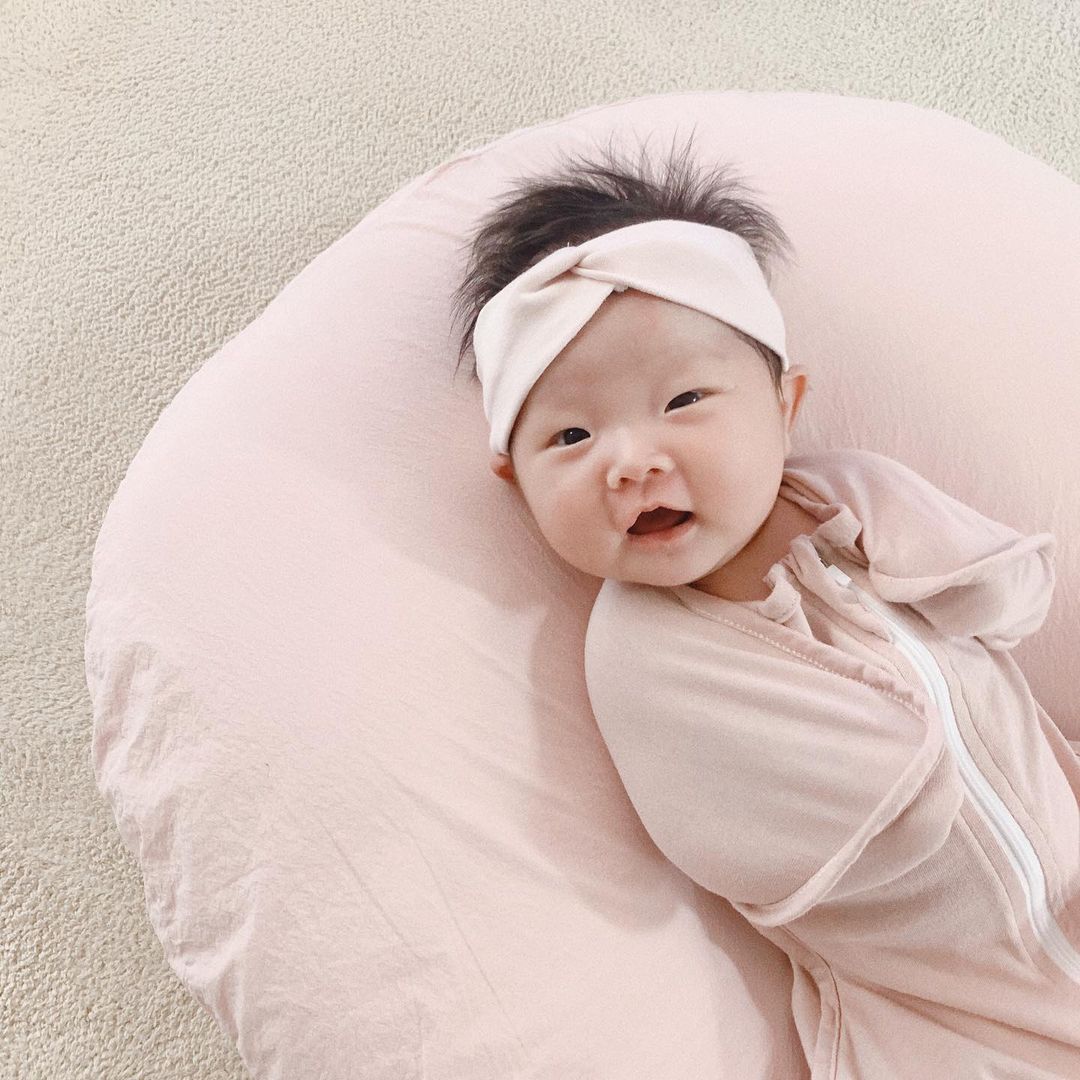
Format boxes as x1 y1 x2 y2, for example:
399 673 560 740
823 561 1080 985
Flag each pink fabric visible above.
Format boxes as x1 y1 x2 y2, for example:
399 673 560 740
85 91 1080 1079
586 447 1079 1075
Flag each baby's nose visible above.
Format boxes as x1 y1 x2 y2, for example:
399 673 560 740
606 438 675 487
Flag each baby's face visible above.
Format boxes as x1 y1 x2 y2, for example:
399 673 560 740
489 291 809 595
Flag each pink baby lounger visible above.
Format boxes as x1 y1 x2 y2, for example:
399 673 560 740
85 91 1080 1079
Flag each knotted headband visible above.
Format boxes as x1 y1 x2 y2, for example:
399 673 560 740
473 217 791 456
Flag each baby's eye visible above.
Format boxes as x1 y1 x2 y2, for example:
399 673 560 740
551 390 706 448
553 427 590 448
668 389 704 409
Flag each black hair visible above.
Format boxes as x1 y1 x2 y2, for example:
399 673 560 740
449 127 797 418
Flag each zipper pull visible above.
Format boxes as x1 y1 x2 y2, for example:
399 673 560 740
824 563 853 588
822 561 896 644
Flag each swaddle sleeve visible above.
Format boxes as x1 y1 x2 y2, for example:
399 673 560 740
788 449 1057 652
584 581 930 909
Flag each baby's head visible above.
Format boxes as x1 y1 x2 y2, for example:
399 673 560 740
451 133 811 597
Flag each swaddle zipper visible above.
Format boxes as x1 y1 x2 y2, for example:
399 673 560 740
823 562 1080 986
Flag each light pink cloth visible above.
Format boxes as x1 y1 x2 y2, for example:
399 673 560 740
585 447 1080 1077
84 90 1080 1080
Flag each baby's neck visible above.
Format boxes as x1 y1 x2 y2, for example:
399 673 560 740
690 494 819 602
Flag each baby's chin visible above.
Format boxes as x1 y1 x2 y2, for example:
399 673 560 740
603 546 736 590
558 557 695 588
599 562 704 588
552 530 708 587
626 573 698 589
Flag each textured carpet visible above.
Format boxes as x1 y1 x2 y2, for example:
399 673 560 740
3 2 1079 1077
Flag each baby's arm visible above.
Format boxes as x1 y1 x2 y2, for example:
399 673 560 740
583 581 930 911
798 449 1057 651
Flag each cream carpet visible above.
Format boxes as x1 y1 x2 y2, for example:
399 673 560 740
3 2 1078 1076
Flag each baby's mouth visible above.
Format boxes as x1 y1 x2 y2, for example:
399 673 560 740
627 508 693 536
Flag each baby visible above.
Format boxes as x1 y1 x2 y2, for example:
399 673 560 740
454 135 815 604
452 135 1080 1078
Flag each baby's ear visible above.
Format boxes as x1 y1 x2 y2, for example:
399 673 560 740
490 453 517 485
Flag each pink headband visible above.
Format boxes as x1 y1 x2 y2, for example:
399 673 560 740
473 218 790 456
